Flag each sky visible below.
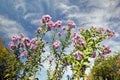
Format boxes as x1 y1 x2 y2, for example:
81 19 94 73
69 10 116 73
0 0 120 79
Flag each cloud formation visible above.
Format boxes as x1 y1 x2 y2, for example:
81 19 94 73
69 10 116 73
0 15 28 39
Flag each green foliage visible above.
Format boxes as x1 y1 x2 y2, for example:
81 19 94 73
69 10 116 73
0 38 22 79
91 53 120 80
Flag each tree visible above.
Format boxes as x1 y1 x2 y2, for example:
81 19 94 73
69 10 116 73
0 38 22 80
91 53 120 80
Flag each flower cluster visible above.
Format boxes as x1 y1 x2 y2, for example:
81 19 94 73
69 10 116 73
52 40 60 49
73 51 83 60
106 29 115 38
41 15 62 30
73 33 86 47
9 34 39 57
67 20 76 28
101 45 111 55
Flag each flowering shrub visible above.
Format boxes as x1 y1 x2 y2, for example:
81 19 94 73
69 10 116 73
8 15 115 80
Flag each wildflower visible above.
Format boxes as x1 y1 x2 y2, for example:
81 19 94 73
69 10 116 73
41 15 51 23
30 38 38 44
19 42 24 48
73 51 83 60
52 40 60 49
36 27 41 33
9 42 16 50
73 33 85 47
12 36 18 41
49 57 54 63
62 26 66 30
54 20 62 30
47 20 55 30
91 51 96 58
98 27 105 34
101 45 111 55
57 32 61 37
30 44 36 50
67 20 76 28
106 29 115 38
22 37 30 43
20 51 27 57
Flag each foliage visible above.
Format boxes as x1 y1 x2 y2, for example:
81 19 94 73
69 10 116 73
91 53 120 80
0 38 22 79
6 15 115 80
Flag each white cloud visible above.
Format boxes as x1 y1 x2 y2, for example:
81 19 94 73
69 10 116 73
0 15 28 39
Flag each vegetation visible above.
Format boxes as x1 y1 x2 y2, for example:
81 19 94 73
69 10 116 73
0 15 116 80
91 53 120 80
0 38 22 79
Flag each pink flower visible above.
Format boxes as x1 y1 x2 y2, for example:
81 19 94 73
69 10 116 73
73 33 85 47
49 57 54 63
20 51 27 57
9 42 16 50
26 43 31 47
67 20 76 28
101 45 111 55
12 36 18 41
30 44 36 50
47 20 55 30
30 38 38 44
41 15 51 23
73 51 83 60
36 27 41 33
62 26 66 30
106 29 115 38
57 32 61 37
22 37 30 43
19 42 24 48
54 20 62 30
52 40 60 49
98 27 104 33
91 51 96 58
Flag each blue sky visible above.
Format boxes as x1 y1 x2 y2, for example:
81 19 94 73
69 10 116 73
0 0 120 79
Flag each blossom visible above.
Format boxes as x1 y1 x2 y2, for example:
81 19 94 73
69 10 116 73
47 20 55 30
106 29 115 38
57 32 61 37
98 27 105 34
19 42 24 48
30 44 36 50
30 38 38 44
49 57 54 63
73 51 83 60
52 40 60 49
22 37 30 43
62 26 66 30
9 42 16 50
12 36 18 41
91 51 96 58
20 51 27 57
73 33 85 47
101 45 111 55
54 20 62 30
67 20 76 28
36 27 41 33
41 15 51 23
